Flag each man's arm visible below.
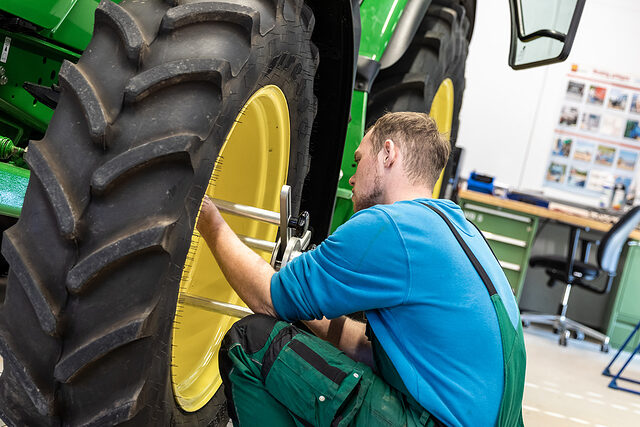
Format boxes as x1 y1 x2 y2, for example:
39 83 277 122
197 197 374 365
304 317 374 367
196 196 277 317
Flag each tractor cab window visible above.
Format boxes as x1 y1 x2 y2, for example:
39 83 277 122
509 0 585 69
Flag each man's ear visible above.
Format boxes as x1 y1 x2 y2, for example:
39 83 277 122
383 139 397 167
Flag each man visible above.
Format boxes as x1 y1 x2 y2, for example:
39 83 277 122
197 112 526 426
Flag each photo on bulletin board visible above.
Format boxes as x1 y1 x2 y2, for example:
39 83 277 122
587 85 607 106
546 162 567 183
580 112 601 132
586 170 614 192
566 81 585 103
595 145 616 166
600 114 626 138
624 120 640 140
630 94 640 115
559 106 579 126
573 140 595 162
568 167 588 187
607 88 629 111
552 136 572 157
617 150 638 171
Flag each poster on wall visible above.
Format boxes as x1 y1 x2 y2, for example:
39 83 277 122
544 65 640 202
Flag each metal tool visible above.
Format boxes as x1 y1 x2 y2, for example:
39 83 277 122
182 185 312 318
179 294 253 318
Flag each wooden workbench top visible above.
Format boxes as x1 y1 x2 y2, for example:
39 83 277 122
458 189 640 241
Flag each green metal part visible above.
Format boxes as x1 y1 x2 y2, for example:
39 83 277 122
37 0 105 52
1 0 77 30
0 161 29 218
331 90 367 232
2 0 107 52
0 28 80 134
0 136 25 160
331 0 409 231
359 0 409 61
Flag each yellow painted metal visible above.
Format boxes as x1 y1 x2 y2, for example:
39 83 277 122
429 78 454 198
171 85 290 412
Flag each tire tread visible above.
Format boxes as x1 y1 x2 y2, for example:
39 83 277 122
95 0 148 63
58 61 110 146
66 222 173 294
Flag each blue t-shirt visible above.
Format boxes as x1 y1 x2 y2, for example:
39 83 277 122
271 198 520 427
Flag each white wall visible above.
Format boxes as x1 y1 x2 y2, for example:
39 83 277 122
458 0 640 201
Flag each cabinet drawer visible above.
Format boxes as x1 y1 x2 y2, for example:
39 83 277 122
462 202 535 242
485 240 527 269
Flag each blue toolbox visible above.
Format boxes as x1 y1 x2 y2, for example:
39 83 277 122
467 172 494 194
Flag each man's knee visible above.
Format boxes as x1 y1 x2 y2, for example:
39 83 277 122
221 313 281 355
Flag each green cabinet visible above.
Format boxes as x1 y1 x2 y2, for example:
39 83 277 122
459 195 640 350
459 199 539 301
606 243 640 349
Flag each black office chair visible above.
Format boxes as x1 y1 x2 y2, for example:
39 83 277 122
521 205 640 351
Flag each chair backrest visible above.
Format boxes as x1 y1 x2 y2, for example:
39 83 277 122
598 205 640 274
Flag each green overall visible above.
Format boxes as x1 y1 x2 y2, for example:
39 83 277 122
218 205 526 426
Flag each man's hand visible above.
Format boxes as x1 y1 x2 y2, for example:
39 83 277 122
196 195 278 317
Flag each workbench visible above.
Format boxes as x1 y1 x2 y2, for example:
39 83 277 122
458 189 640 349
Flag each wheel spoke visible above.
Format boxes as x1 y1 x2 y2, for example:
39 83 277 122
212 198 280 225
180 294 253 318
237 234 276 252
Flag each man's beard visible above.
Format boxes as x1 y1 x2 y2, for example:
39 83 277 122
353 172 383 212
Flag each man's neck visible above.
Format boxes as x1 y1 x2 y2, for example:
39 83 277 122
382 186 434 205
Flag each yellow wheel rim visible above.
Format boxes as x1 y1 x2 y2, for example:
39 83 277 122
171 85 290 412
429 78 454 198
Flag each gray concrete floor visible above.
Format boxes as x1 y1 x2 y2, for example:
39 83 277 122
523 325 640 426
0 327 639 426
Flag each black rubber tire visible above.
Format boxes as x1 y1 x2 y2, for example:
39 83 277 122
366 0 473 196
0 216 16 303
0 0 317 425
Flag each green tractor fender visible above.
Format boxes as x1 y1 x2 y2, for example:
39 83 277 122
1 0 78 30
1 0 121 51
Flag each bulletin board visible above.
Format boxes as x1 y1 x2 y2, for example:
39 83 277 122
544 65 640 199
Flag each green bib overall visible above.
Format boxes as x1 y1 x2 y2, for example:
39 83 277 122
218 205 526 426
422 203 526 426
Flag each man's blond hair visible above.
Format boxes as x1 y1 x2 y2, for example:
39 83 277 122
369 112 450 189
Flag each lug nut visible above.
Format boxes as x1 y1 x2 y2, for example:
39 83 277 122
0 75 7 86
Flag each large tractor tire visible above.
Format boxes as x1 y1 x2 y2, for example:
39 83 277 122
367 0 473 195
0 0 317 425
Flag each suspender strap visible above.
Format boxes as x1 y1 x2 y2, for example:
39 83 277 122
420 203 498 297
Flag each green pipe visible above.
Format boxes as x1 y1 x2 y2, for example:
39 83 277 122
0 161 30 218
0 136 26 160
